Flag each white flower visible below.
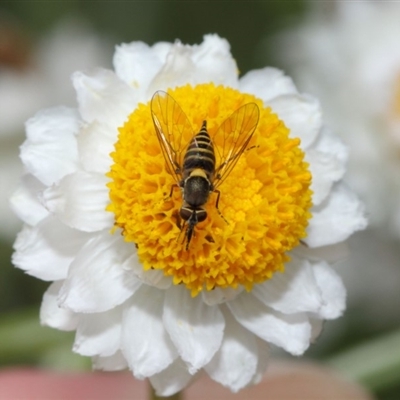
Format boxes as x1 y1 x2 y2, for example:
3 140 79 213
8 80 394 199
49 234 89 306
273 1 400 235
11 35 366 396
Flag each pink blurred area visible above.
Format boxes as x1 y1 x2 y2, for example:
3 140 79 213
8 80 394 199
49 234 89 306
0 362 374 400
0 369 146 400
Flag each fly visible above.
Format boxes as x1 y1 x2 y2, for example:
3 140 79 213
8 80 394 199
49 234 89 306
151 90 259 250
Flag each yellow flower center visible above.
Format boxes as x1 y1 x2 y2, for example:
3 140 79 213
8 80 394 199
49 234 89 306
107 83 312 296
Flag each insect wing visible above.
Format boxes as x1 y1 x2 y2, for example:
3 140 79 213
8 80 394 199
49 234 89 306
213 102 259 189
151 91 194 183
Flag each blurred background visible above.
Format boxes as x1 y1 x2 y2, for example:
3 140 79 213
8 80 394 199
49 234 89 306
1 2 400 399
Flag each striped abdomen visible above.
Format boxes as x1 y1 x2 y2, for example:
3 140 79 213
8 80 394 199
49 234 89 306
182 121 215 180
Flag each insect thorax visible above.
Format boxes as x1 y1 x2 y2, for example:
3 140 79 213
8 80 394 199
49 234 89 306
183 174 211 207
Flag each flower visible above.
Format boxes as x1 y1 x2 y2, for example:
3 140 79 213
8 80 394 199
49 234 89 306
10 35 366 396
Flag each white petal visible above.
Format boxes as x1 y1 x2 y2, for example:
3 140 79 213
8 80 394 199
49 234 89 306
41 171 113 232
255 257 346 321
239 67 297 101
121 285 178 379
74 306 122 357
72 69 137 129
138 269 172 290
147 44 195 93
292 241 349 264
148 35 238 94
305 183 367 247
312 261 346 319
163 285 225 374
40 281 79 331
113 41 167 98
92 351 128 371
267 93 322 149
149 358 194 397
9 174 49 226
202 286 243 306
20 107 80 186
252 257 323 315
59 231 141 313
228 293 311 355
191 34 238 87
77 122 116 174
12 216 92 281
129 253 172 289
307 128 348 207
205 310 258 392
151 42 173 61
313 127 348 167
251 339 270 385
307 148 346 206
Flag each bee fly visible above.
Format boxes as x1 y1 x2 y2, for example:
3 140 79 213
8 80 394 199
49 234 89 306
151 90 259 250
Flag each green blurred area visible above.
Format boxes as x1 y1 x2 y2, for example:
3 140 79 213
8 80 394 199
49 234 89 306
1 2 400 399
1 1 306 73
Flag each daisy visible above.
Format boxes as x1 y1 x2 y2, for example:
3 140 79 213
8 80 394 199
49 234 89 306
10 35 366 396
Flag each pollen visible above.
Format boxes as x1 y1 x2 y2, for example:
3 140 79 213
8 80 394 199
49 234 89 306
107 83 312 296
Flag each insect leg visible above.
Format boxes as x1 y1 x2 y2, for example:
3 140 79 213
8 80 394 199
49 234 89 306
165 184 179 200
176 219 186 243
185 225 194 250
213 189 229 224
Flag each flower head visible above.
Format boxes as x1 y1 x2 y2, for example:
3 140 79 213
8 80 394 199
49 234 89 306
108 83 312 296
11 35 366 395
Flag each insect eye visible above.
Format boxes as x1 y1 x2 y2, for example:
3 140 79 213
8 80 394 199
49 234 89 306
180 208 192 221
196 210 207 222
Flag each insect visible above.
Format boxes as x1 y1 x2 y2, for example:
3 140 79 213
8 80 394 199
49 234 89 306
151 90 260 250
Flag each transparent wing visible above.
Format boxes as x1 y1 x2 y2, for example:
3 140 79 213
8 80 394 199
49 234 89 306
151 90 194 183
213 102 260 189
